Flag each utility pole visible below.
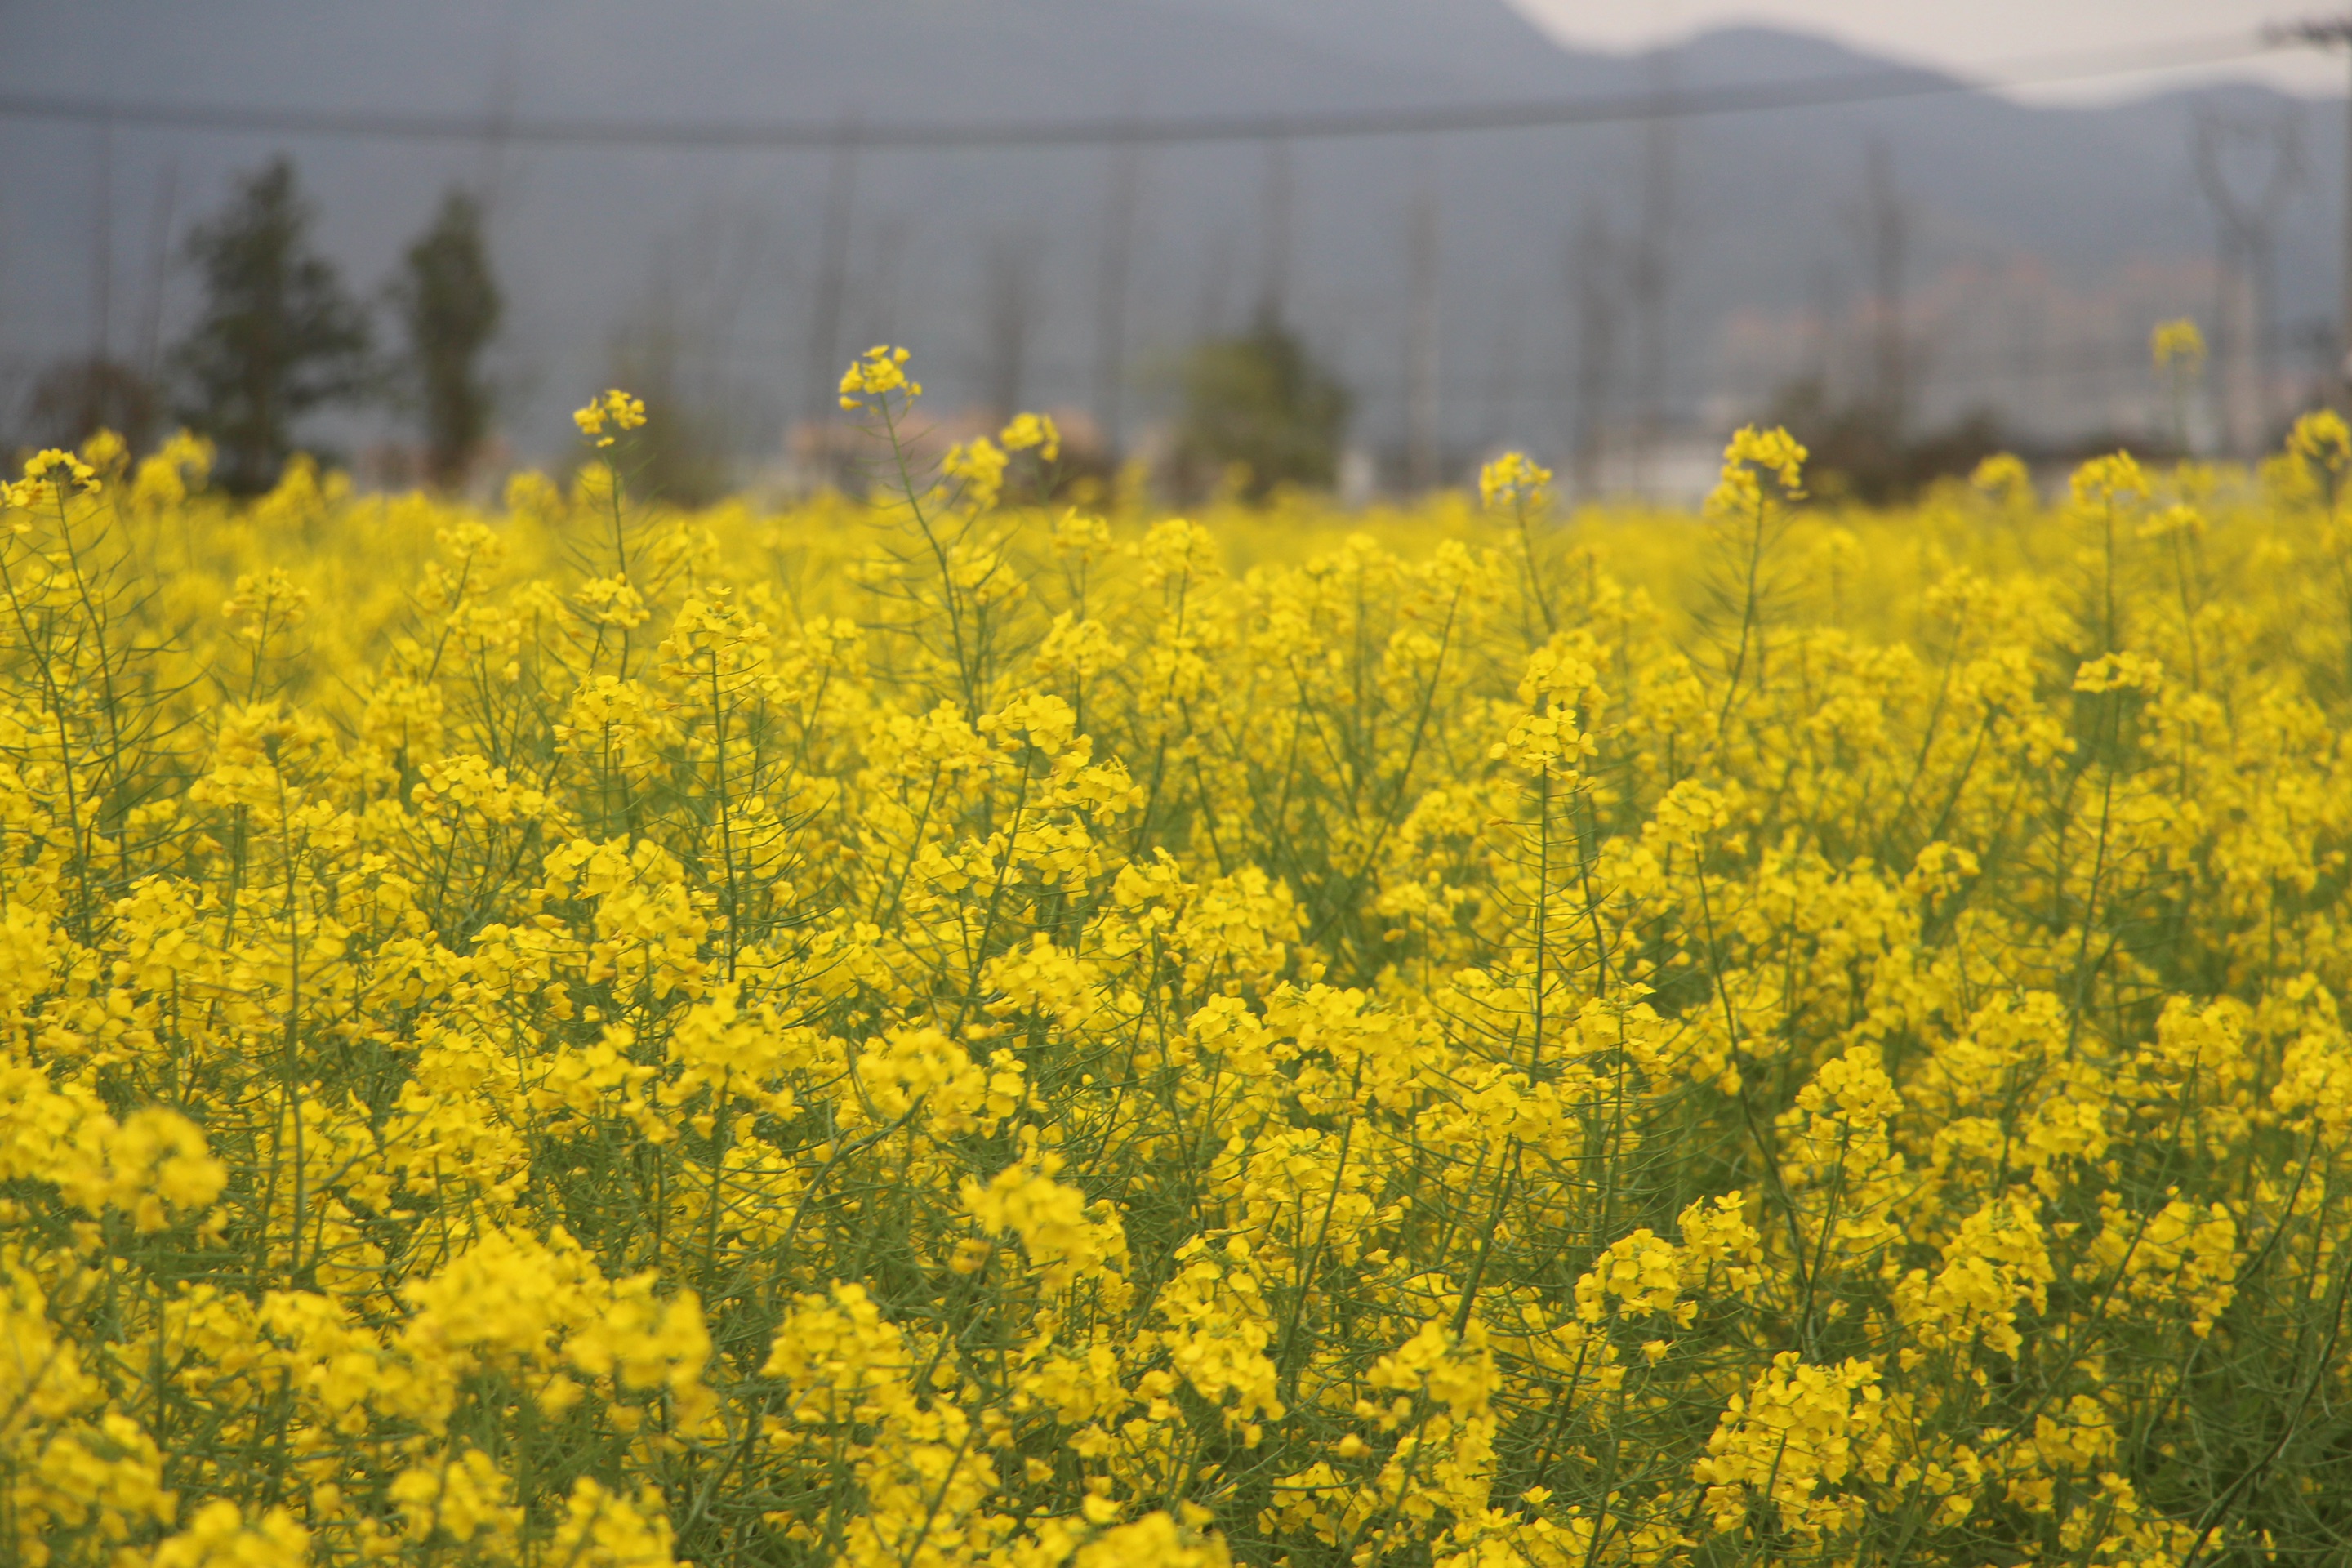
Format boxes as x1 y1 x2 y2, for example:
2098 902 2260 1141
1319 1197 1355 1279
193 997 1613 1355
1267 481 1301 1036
1255 137 1293 329
1481 291 1522 453
91 119 114 365
1627 55 1675 493
804 116 861 432
474 25 520 227
858 215 908 361
1092 133 1142 457
1566 206 1616 498
136 161 177 387
980 234 1037 421
1405 180 1440 492
2191 108 2300 454
2278 18 2352 381
1804 260 1838 396
1857 140 1911 435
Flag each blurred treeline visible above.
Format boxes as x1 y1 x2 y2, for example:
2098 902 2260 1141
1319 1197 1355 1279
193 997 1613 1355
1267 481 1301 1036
18 151 2074 506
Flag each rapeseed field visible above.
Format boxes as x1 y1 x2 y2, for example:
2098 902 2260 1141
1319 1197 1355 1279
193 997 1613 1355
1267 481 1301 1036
5 346 2352 1568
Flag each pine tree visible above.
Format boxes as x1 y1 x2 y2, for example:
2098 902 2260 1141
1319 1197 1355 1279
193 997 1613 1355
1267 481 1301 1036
392 189 501 489
172 157 371 493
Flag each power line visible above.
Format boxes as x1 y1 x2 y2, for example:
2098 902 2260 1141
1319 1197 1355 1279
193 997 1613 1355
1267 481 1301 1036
0 32 2290 152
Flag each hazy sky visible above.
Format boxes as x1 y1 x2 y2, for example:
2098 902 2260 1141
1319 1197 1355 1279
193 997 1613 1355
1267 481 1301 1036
1507 0 2341 100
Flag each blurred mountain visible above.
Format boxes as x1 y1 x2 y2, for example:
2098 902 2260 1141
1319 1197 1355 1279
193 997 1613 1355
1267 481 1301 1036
0 0 2336 477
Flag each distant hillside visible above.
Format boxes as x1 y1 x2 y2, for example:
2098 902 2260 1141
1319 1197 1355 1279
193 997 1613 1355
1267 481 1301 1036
0 0 2336 476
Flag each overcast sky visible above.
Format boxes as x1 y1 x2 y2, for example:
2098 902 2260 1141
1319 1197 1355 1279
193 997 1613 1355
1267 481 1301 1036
1506 0 2342 100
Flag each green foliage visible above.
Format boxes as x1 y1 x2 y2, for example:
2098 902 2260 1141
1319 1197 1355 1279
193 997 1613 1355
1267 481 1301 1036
1764 376 2006 506
171 156 372 493
392 187 502 490
1171 319 1350 501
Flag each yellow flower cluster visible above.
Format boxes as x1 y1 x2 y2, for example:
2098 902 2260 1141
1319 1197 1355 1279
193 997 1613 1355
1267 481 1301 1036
838 344 922 412
2149 317 2206 368
4 446 104 510
573 389 648 448
1477 452 1551 510
947 414 1067 513
5 363 2352 1568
